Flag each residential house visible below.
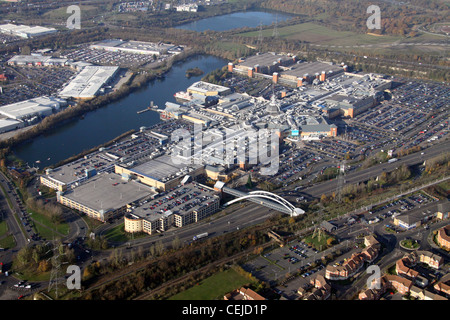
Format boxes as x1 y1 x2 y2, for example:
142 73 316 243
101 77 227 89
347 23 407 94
436 225 450 250
302 274 331 300
383 274 413 295
325 235 380 281
433 274 450 297
417 250 443 269
224 287 266 301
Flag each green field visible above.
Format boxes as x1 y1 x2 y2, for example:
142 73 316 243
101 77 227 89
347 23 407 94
239 21 448 57
169 268 256 300
240 22 402 46
103 223 146 243
0 235 15 249
239 21 447 53
28 210 70 240
43 5 100 19
0 220 15 249
104 223 128 243
0 220 8 236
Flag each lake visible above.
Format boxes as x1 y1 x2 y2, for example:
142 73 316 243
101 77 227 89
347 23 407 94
176 10 295 32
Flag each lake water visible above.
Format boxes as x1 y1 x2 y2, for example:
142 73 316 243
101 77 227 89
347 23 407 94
13 55 228 168
176 10 295 32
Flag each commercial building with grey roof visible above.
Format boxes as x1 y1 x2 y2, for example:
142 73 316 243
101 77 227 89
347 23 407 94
58 65 119 99
0 23 57 38
0 96 67 121
115 154 205 191
90 39 184 56
57 172 157 222
235 52 296 75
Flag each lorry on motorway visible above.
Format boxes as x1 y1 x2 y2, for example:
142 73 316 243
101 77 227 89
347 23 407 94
193 232 208 241
388 158 398 163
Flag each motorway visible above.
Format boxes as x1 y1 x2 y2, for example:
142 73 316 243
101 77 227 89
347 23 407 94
299 139 450 199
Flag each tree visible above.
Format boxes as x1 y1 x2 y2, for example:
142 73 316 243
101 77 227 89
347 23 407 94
254 246 263 255
16 246 32 266
37 260 51 273
32 249 40 264
172 236 181 250
83 265 93 281
101 238 109 250
246 174 253 189
155 241 164 256
326 237 335 247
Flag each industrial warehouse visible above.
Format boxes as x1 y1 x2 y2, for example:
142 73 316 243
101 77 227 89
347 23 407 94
0 23 57 39
0 96 66 120
115 154 205 191
89 39 184 56
58 65 119 99
7 55 68 67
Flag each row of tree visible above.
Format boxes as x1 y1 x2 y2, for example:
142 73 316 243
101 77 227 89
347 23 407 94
78 227 268 299
14 242 75 274
26 198 63 225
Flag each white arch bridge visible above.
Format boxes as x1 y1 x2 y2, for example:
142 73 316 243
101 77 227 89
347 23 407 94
214 182 305 217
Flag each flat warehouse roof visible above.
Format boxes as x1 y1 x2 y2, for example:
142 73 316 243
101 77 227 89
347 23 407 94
0 119 23 128
0 96 66 120
91 39 181 55
282 62 343 77
59 66 118 98
188 81 230 94
62 172 156 213
0 23 57 37
237 53 293 68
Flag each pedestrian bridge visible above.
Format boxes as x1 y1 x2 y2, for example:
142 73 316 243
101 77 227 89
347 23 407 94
214 182 305 217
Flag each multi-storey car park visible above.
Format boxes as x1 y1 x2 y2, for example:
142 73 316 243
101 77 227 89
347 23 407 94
57 172 157 222
124 181 221 234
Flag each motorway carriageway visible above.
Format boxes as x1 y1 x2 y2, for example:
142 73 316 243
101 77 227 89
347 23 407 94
302 139 450 199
